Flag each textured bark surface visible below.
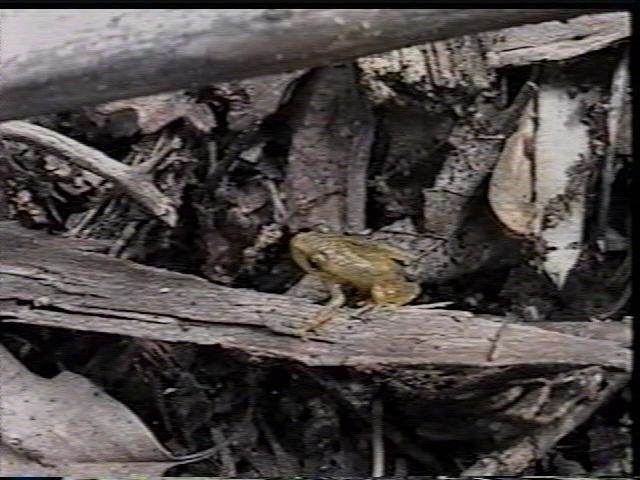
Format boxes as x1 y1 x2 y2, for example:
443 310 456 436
0 222 630 372
486 11 630 67
283 65 374 232
0 9 609 120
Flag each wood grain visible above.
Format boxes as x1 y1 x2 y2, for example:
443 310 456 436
0 222 630 372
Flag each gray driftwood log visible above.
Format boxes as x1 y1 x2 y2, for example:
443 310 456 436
0 9 611 121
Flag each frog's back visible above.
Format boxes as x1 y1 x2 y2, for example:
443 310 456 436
309 233 405 285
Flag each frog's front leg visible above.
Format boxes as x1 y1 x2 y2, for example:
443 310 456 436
299 282 346 340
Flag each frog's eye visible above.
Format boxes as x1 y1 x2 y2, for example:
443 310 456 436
308 252 328 269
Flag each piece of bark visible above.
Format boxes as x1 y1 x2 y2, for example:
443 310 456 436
213 71 305 133
0 222 630 373
0 9 607 121
95 91 216 137
486 11 630 68
358 32 495 106
284 65 374 232
370 207 522 284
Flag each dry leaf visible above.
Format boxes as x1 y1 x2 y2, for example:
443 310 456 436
489 74 592 288
489 98 538 235
0 444 176 478
0 344 181 477
96 91 216 136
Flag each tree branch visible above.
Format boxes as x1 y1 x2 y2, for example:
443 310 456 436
0 9 613 121
0 121 177 226
0 222 630 372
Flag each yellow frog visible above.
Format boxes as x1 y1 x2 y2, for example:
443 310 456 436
290 231 420 337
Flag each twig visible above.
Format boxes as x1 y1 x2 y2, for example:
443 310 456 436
303 368 443 471
136 130 176 173
108 221 142 257
262 178 288 224
0 120 177 226
492 70 541 134
371 398 385 478
65 205 99 237
65 135 171 237
211 428 238 477
393 457 408 477
486 314 514 362
256 412 298 473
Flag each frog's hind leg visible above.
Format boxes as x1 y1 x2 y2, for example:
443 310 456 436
299 282 345 340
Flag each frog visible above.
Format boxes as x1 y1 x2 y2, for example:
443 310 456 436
290 231 421 337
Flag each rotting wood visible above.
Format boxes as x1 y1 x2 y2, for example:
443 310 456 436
283 65 374 233
486 11 630 68
0 222 630 372
0 9 611 121
461 370 628 476
356 12 629 109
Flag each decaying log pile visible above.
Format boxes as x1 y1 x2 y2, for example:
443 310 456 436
0 8 632 477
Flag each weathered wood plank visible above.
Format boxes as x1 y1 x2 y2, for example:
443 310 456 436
487 11 630 67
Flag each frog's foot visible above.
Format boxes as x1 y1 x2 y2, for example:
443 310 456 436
298 305 339 340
